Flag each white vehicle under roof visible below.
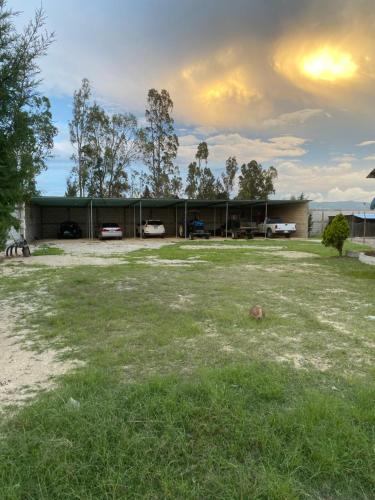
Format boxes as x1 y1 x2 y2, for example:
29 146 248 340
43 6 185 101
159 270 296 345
137 219 166 237
258 217 296 238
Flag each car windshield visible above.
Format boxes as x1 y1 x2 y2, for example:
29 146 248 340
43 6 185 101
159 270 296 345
101 223 119 228
147 220 162 225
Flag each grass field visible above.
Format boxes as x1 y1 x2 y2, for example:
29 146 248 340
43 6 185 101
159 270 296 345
0 238 374 498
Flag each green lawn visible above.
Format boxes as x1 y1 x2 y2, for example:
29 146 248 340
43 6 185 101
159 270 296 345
0 239 374 499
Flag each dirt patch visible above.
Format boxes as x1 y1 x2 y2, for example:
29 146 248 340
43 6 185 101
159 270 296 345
183 244 284 251
32 238 174 257
0 294 82 409
276 251 318 259
275 353 331 371
137 256 207 267
169 294 195 310
5 255 127 267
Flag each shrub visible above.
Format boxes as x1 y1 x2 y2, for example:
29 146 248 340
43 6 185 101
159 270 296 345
322 214 350 256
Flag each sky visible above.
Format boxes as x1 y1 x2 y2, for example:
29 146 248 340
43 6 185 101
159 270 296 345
12 0 375 202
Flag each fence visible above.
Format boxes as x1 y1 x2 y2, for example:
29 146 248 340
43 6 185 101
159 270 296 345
350 219 375 238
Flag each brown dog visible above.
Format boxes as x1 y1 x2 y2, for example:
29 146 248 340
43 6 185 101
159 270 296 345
250 305 264 320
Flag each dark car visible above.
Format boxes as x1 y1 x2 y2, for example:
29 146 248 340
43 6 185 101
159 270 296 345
58 221 82 239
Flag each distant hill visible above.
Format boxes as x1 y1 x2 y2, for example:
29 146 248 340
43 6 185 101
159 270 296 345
310 201 371 210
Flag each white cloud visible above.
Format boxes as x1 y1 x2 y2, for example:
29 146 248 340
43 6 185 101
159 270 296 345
178 133 307 165
263 108 328 128
275 161 373 201
363 155 375 160
356 140 375 147
53 140 73 157
324 187 375 202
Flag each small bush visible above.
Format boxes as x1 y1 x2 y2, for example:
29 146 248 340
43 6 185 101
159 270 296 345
322 214 350 256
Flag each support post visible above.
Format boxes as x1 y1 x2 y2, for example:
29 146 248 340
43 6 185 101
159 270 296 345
225 202 228 238
264 201 268 239
363 206 366 243
213 207 216 239
139 200 142 239
90 199 93 240
133 204 136 238
184 201 187 239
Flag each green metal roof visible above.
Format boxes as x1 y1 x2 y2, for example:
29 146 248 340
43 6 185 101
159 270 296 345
30 196 308 208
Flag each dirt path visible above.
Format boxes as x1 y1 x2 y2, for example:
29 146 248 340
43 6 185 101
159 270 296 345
0 286 82 410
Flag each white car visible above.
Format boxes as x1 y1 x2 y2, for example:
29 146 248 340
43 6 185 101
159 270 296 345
98 222 123 240
137 219 166 237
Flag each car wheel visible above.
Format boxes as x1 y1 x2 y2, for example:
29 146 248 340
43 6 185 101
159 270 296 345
266 228 273 238
285 233 291 238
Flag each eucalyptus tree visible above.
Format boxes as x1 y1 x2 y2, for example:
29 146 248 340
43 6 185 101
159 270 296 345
83 104 139 198
221 156 238 199
0 1 56 249
185 161 200 198
139 88 180 197
237 160 277 200
195 141 209 168
68 78 91 196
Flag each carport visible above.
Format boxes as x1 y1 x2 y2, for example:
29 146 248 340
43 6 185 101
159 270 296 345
26 197 309 240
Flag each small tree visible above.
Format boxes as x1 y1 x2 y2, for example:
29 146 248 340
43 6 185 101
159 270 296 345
322 213 350 256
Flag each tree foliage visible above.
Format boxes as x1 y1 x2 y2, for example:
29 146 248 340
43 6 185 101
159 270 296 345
0 1 56 249
68 78 91 196
139 89 181 198
221 156 238 199
67 80 139 198
322 213 350 256
195 141 208 167
237 160 277 200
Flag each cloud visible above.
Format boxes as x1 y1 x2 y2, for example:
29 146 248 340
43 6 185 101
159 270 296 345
363 155 375 161
177 133 307 165
357 140 375 147
263 109 328 128
275 161 373 201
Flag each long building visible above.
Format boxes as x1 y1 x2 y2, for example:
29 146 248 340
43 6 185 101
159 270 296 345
24 196 309 240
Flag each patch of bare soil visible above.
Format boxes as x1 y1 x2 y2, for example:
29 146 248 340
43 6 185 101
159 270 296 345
33 238 174 256
6 255 126 267
183 244 284 251
0 292 82 409
275 353 331 371
276 251 318 259
138 256 207 267
169 294 195 310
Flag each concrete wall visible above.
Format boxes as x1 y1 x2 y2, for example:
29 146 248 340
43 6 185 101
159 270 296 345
268 202 309 238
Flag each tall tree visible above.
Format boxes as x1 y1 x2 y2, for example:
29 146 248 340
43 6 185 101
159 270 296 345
0 2 56 249
195 141 208 168
221 156 238 199
237 160 277 200
139 88 179 197
68 78 91 196
185 161 201 198
67 85 139 198
198 167 216 199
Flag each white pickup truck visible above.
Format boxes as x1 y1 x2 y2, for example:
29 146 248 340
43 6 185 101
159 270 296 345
258 217 296 238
